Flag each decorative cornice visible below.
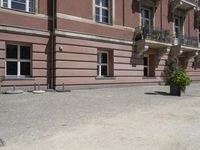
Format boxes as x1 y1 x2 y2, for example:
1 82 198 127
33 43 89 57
55 30 133 45
0 25 50 37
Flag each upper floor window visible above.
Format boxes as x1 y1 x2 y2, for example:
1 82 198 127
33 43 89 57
0 0 35 13
95 0 112 24
174 17 182 38
141 7 151 34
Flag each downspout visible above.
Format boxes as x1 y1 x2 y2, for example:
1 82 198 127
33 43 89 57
50 0 56 89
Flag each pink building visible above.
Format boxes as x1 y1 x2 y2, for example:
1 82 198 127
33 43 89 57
0 0 200 90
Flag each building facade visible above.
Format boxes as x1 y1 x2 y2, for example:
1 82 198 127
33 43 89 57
0 0 200 90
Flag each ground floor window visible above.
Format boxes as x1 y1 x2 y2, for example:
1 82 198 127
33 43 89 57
143 55 149 77
6 44 31 77
143 54 155 77
97 51 109 77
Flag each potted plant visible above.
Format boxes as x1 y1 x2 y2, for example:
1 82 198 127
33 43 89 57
164 59 191 96
169 69 191 96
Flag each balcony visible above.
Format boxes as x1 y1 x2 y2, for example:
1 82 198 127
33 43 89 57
134 26 172 46
134 26 172 57
170 0 197 11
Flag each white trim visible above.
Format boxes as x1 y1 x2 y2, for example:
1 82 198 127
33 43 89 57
141 7 151 32
1 0 35 13
94 0 113 24
5 43 31 77
55 30 133 45
97 51 109 77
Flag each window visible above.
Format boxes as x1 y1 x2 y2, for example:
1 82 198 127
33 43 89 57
144 54 155 77
143 56 149 77
141 7 151 34
0 0 35 13
97 51 109 77
174 17 182 38
6 44 31 77
95 0 111 24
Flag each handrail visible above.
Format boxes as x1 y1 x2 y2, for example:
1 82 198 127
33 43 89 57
175 34 199 47
134 26 172 43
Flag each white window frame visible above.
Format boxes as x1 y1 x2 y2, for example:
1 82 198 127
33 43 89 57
174 17 181 38
5 44 32 78
97 51 109 77
95 0 112 24
0 0 35 13
144 55 149 77
141 7 151 33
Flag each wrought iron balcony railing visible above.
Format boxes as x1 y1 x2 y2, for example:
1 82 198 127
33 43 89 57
176 34 199 47
134 26 172 43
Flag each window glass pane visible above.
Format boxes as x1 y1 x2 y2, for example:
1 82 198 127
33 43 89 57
175 18 179 26
20 62 30 76
102 16 108 23
144 9 149 19
20 46 30 59
144 67 148 77
6 44 18 59
29 0 34 12
101 53 107 63
101 66 107 76
102 0 108 7
7 61 17 75
95 7 100 21
11 0 26 11
3 0 8 7
102 9 108 16
144 57 148 66
95 0 100 5
175 27 179 38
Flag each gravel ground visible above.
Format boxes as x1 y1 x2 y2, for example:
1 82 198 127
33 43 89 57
0 85 200 150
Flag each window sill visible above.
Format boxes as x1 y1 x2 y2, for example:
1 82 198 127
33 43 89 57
95 21 113 26
4 77 35 81
95 76 116 80
0 7 35 15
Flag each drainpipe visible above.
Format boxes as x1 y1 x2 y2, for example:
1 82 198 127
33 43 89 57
50 0 56 89
160 0 163 31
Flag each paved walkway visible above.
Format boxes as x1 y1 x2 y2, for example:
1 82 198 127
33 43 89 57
0 84 200 150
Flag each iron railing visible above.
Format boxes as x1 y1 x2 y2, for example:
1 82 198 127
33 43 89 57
185 0 198 4
134 26 172 43
176 34 199 47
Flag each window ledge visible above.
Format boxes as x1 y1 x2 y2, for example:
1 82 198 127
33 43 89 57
95 76 116 80
142 77 157 79
4 77 35 81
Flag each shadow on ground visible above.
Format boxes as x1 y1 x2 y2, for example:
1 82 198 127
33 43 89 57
144 91 171 96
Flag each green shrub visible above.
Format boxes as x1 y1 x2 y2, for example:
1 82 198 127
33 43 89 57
169 70 191 87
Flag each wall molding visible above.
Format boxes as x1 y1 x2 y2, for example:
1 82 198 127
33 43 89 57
0 25 50 37
55 30 133 45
